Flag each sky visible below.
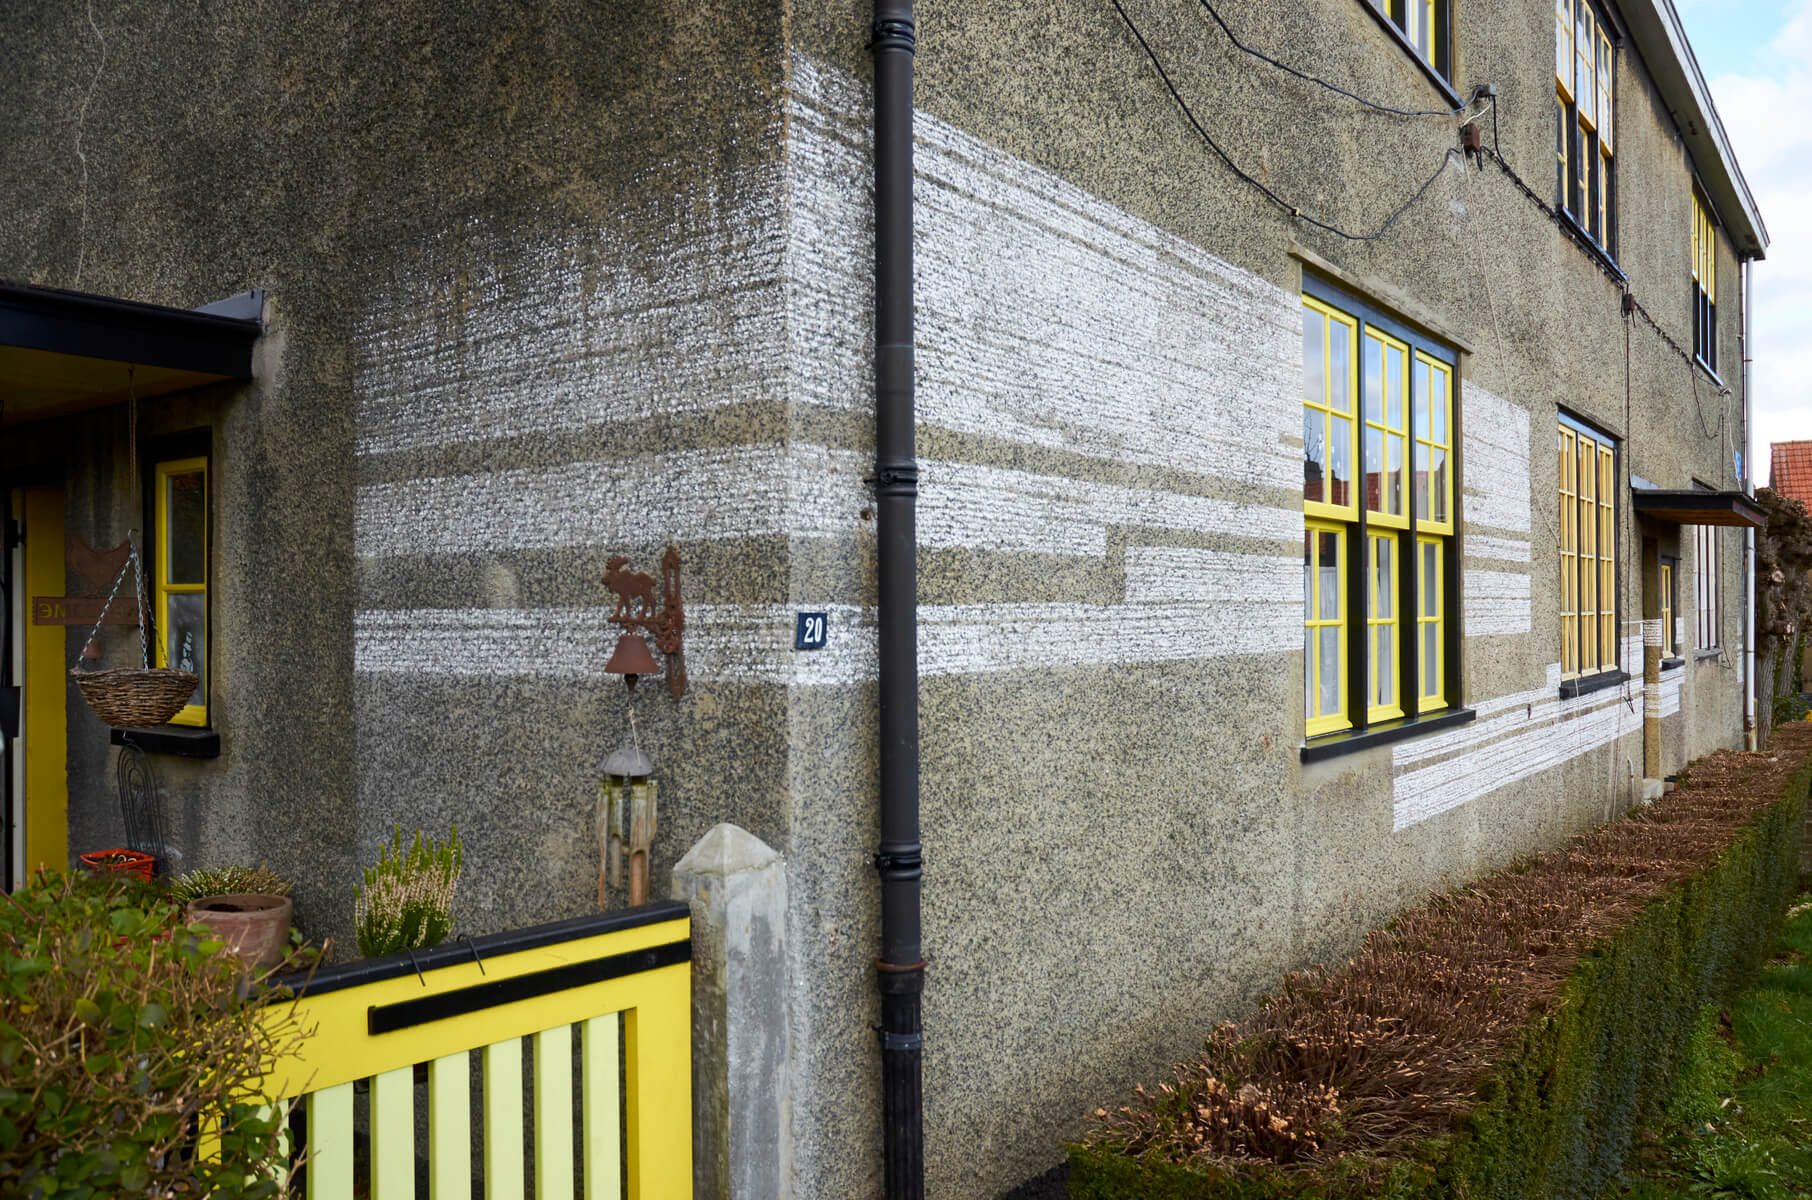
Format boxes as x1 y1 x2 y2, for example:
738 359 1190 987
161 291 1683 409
1675 0 1811 482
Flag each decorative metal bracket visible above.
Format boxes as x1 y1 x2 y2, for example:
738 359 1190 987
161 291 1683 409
602 546 687 698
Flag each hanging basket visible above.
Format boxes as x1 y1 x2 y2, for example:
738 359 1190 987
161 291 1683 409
70 667 197 728
67 529 198 728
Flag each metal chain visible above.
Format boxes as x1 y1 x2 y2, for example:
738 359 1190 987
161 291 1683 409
76 536 145 666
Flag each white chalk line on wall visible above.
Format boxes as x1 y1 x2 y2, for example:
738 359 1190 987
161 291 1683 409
1462 570 1533 637
354 595 1302 685
353 444 1304 560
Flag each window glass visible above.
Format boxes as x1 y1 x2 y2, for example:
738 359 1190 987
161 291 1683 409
154 455 209 726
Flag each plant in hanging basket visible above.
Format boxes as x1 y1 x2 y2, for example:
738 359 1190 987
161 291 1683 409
77 847 157 881
70 666 198 728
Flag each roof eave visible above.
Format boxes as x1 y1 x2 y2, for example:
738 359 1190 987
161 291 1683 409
1621 0 1769 258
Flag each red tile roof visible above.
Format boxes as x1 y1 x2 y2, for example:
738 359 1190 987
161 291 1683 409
1771 441 1812 505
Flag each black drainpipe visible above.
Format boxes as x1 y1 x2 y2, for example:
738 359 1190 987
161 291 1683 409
871 3 924 1198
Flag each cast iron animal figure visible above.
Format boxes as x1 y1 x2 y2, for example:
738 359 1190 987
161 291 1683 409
603 556 658 621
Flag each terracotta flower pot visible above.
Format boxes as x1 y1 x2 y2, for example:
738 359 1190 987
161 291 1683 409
184 893 294 968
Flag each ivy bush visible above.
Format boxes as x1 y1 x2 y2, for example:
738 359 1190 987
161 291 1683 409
0 872 305 1198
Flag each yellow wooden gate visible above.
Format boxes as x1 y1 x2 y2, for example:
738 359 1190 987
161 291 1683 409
254 902 691 1199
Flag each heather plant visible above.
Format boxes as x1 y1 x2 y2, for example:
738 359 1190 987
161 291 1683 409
168 864 294 904
0 871 306 1198
355 823 463 958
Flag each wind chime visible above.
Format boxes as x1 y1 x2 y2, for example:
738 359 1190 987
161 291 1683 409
595 546 684 907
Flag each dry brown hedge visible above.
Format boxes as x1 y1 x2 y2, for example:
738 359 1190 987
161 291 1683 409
1084 725 1812 1173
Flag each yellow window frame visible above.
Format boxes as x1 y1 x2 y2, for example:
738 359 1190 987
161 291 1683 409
1414 352 1455 535
154 456 208 727
1559 426 1579 677
1597 444 1617 669
1596 29 1614 153
1416 536 1445 712
1303 296 1360 522
1660 561 1674 658
1556 0 1575 100
1362 326 1411 531
1577 433 1600 672
1366 532 1403 723
1305 521 1351 736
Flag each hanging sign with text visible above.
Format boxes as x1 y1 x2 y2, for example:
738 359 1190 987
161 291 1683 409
33 597 140 626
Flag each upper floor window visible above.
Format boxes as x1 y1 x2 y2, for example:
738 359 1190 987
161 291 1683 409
1303 282 1459 738
1695 517 1720 651
153 455 209 726
1379 0 1449 78
1558 415 1619 683
1556 0 1616 254
1693 192 1718 370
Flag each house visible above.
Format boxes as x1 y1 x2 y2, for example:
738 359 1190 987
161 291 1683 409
0 0 1766 1196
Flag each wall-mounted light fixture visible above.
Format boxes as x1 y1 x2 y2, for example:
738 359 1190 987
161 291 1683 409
602 546 686 697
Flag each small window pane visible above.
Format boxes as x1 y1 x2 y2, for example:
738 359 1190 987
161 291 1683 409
1430 446 1449 523
1423 625 1438 694
1363 337 1382 423
1304 411 1327 505
1319 627 1341 716
1376 538 1394 617
1414 443 1430 520
1376 624 1394 706
166 469 206 585
164 593 206 705
1421 542 1438 617
1365 428 1385 513
1387 434 1404 516
1328 321 1353 414
1330 416 1353 508
1319 532 1341 618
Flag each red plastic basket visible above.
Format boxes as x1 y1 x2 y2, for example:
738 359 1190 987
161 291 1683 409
78 848 156 881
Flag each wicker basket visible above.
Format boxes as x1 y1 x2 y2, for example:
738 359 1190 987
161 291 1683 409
70 667 199 728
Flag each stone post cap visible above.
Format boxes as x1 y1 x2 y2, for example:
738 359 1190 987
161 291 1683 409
673 822 782 881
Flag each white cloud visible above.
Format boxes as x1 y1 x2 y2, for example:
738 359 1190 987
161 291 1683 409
1704 1 1812 475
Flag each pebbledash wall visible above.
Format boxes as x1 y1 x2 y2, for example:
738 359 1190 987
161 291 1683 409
0 0 1759 1197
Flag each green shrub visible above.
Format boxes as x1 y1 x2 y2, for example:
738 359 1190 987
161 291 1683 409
0 871 305 1198
355 823 463 958
167 865 294 904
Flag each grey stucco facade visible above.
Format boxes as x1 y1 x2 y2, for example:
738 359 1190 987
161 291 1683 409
0 0 1765 1196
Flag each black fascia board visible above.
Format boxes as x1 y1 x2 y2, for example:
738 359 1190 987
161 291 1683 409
0 281 260 380
1630 488 1766 528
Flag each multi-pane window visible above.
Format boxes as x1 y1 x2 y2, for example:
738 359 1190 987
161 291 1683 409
1556 0 1616 253
1302 285 1458 737
1383 0 1448 76
153 456 209 726
1696 521 1720 650
1693 192 1718 370
1660 557 1678 658
1558 418 1619 680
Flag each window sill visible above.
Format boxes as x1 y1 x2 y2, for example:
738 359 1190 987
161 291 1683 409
1694 357 1723 386
1352 0 1464 109
1695 648 1723 662
111 725 220 759
1556 210 1626 283
1300 707 1477 763
1661 656 1685 671
1558 670 1629 700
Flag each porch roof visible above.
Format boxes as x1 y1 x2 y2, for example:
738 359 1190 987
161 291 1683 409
0 281 261 427
1631 487 1768 528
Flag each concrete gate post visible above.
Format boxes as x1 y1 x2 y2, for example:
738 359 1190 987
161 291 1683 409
671 823 792 1199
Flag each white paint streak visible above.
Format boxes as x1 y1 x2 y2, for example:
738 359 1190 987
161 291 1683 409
356 445 1302 560
1391 677 1639 830
1461 385 1532 534
355 594 1299 683
1123 548 1299 604
1465 535 1531 563
787 56 1304 489
1462 569 1532 637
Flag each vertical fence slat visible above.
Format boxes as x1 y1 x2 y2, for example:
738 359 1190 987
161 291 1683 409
371 1066 415 1199
430 1051 472 1200
534 1027 576 1199
582 1014 623 1200
305 1082 355 1200
624 970 692 1200
484 1038 526 1200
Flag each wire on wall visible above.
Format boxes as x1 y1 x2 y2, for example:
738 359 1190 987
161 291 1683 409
1191 0 1466 117
1109 0 1460 241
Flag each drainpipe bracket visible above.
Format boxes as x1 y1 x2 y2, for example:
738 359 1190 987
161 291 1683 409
869 18 916 53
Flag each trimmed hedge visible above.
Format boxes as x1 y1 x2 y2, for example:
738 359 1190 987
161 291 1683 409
1071 750 1810 1199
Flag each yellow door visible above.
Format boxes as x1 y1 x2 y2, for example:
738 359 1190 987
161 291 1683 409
13 487 67 879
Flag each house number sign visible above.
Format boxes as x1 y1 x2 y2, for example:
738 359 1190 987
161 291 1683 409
796 612 828 650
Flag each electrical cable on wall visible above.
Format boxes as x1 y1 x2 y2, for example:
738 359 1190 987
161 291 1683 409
1191 0 1466 117
1109 0 1461 241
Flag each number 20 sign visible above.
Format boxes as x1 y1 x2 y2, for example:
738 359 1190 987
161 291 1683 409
796 612 829 650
